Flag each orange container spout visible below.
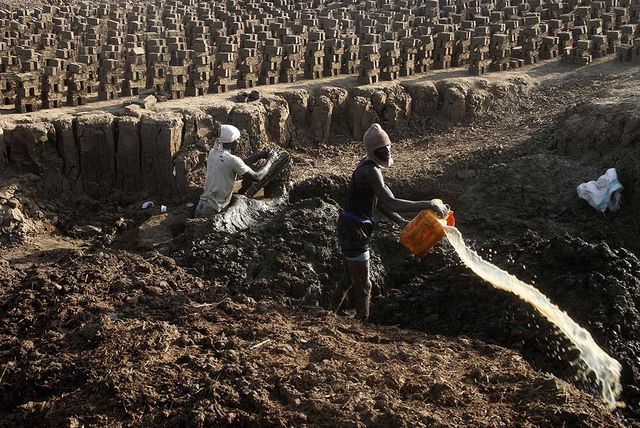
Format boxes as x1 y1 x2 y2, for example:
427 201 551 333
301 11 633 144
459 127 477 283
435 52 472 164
400 206 455 257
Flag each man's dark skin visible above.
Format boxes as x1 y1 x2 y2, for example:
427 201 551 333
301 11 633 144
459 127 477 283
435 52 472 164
331 145 449 320
222 140 277 192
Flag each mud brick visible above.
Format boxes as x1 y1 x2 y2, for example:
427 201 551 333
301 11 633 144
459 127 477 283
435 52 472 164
358 44 378 56
304 70 322 79
341 59 360 74
362 32 381 44
279 72 297 83
489 62 510 71
399 66 415 76
380 54 400 66
380 70 399 80
509 58 525 68
616 44 632 60
524 15 541 27
575 55 592 64
607 30 622 53
357 74 379 84
469 64 488 75
577 39 593 50
281 58 300 68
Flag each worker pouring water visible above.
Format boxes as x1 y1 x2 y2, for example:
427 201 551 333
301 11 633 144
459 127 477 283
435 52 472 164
330 123 449 321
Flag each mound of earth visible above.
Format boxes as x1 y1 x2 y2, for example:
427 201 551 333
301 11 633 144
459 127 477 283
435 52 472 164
0 249 625 427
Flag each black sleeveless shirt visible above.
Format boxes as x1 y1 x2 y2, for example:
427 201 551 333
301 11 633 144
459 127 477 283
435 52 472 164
343 158 377 221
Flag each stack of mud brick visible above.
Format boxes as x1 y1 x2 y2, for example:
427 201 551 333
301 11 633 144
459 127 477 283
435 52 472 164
490 33 512 71
15 48 40 112
261 39 282 85
433 30 454 69
58 30 77 63
78 15 100 93
358 44 380 84
324 39 343 77
453 30 472 67
540 35 560 59
591 34 610 58
126 5 145 35
123 45 146 96
505 9 523 64
392 15 410 41
341 36 360 74
617 37 640 61
98 45 121 101
238 34 260 88
281 35 302 83
304 31 325 79
469 36 492 75
630 3 640 23
613 6 630 28
167 39 189 100
541 0 564 20
5 0 640 113
556 31 574 56
423 0 440 23
147 39 169 93
66 62 88 106
212 36 237 93
620 24 637 45
0 73 16 106
615 23 638 61
163 11 192 99
566 39 594 64
186 38 210 97
399 37 417 76
608 30 622 55
42 58 65 108
518 15 542 64
415 34 434 73
379 40 400 80
15 72 39 113
546 19 563 37
587 19 610 58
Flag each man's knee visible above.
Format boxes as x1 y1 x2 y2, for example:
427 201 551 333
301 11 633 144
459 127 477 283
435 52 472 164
195 200 216 218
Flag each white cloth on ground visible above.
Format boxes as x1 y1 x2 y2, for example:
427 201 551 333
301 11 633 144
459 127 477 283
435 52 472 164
577 168 623 213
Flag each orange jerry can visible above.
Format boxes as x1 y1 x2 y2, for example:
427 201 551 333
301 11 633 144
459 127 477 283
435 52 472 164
400 204 455 257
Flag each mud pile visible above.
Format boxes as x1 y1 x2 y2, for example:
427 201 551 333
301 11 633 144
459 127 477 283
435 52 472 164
0 225 627 428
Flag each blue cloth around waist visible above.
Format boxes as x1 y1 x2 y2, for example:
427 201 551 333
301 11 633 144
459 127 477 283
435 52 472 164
340 209 373 225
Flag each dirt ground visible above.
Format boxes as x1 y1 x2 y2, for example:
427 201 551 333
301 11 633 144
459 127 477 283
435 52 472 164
2 58 640 427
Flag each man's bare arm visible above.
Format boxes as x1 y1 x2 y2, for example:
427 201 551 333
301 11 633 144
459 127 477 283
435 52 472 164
377 202 408 227
243 151 269 166
242 153 275 181
363 166 447 217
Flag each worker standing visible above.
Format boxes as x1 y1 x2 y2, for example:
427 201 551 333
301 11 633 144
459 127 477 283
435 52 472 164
330 123 449 321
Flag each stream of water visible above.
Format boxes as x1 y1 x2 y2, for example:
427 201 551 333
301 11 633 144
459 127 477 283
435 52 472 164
443 225 623 409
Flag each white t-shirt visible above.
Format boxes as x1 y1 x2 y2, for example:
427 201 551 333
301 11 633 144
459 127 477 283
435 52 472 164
199 148 252 212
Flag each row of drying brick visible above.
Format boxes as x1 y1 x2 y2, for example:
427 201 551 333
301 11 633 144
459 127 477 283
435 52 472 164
1 0 640 112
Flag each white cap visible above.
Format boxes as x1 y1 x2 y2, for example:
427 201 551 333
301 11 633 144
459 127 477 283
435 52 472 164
219 124 241 143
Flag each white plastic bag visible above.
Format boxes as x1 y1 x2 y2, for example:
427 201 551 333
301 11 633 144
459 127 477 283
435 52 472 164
576 168 623 213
